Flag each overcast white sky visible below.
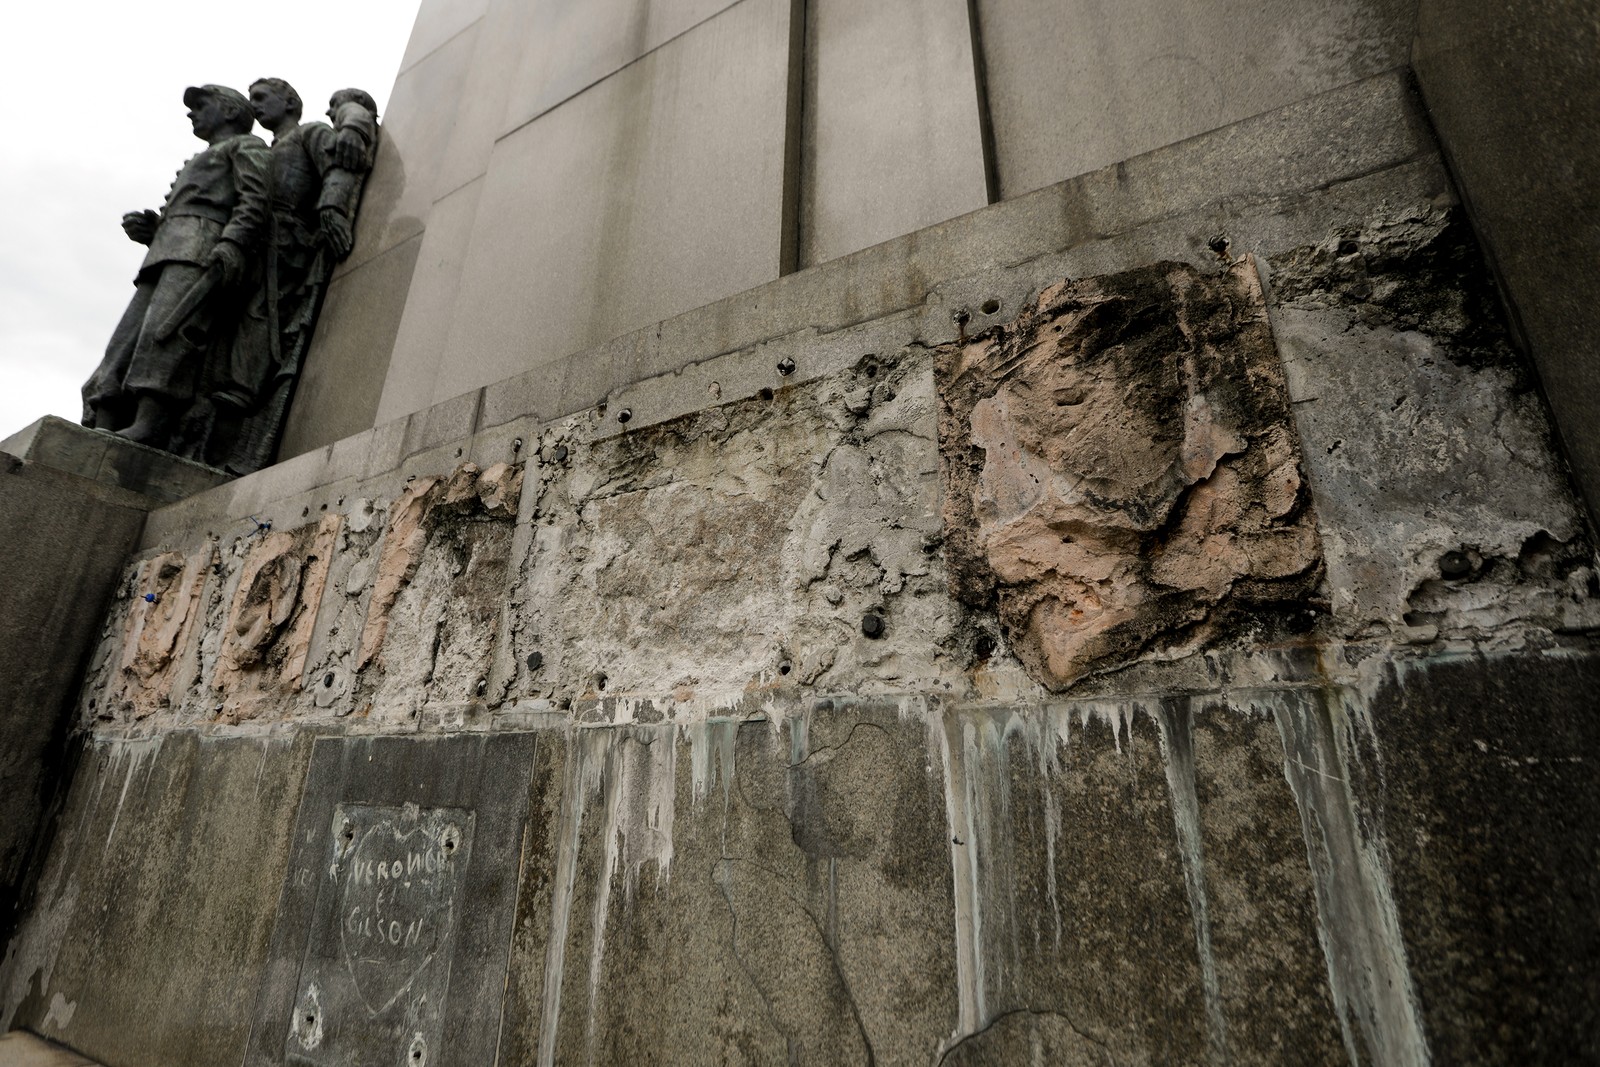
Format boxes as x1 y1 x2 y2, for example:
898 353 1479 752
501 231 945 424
0 2 422 440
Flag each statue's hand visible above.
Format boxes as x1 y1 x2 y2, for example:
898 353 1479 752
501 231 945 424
321 208 354 259
122 210 159 245
205 240 247 287
334 128 367 171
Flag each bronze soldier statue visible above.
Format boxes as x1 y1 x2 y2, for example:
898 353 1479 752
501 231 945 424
205 77 376 473
82 85 270 448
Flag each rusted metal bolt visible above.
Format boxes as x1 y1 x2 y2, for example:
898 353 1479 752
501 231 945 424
777 356 796 376
861 614 885 639
1439 551 1472 579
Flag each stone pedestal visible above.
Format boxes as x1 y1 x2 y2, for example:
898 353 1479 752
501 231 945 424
0 419 227 953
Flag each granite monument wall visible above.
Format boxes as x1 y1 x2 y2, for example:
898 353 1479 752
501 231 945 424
5 70 1600 1065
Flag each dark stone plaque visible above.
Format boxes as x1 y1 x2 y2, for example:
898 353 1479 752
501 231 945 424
285 804 474 1065
247 733 542 1067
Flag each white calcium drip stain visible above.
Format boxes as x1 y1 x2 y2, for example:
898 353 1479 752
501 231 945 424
537 729 604 1067
541 720 739 1066
934 699 1188 1050
1271 688 1429 1067
1155 701 1229 1064
686 718 739 810
936 713 986 1040
101 735 165 859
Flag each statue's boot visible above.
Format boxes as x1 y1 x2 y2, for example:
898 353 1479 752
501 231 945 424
118 395 169 446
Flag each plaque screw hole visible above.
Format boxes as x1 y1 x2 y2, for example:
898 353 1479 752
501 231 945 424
778 661 792 676
777 356 795 376
980 298 1000 315
595 672 608 692
323 672 335 688
526 650 544 672
617 408 632 424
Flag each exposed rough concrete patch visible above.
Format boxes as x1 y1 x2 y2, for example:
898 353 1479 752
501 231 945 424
354 462 523 722
940 259 1323 691
506 351 952 715
212 513 341 720
91 549 213 722
357 462 522 671
1269 205 1600 641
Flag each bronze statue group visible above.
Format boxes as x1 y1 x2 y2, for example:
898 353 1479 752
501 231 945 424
81 80 378 474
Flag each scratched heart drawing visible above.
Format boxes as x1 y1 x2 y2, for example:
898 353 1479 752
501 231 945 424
335 807 471 1015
